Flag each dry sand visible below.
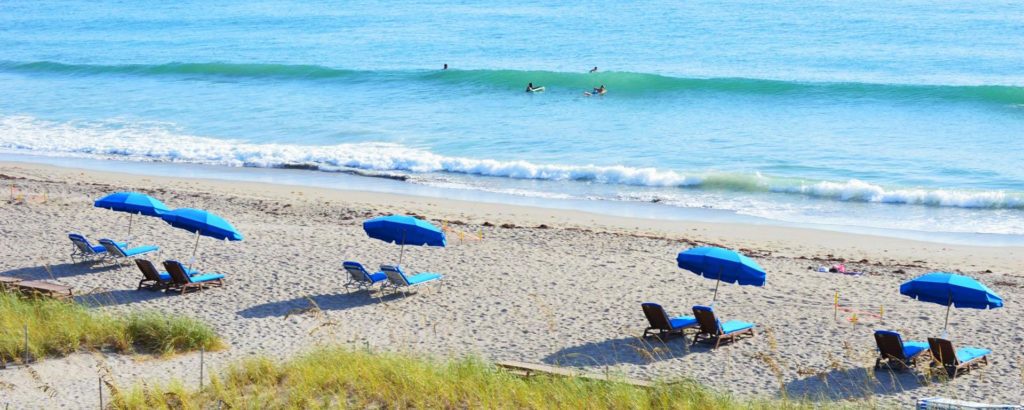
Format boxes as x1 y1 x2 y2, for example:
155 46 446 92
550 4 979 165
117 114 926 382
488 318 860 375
0 161 1021 408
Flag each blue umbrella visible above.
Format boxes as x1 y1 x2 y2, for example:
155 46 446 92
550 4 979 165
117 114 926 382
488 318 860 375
363 215 446 265
900 272 1003 331
677 246 767 302
161 208 243 269
94 192 170 241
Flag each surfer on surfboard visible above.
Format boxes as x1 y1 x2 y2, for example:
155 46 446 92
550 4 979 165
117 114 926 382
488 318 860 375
526 82 544 93
584 84 606 96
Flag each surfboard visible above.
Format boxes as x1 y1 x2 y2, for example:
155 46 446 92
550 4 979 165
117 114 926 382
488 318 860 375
528 86 545 93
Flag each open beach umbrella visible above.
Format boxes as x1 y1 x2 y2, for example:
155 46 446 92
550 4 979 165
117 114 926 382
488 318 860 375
161 208 243 269
94 192 170 242
677 246 766 302
900 272 1003 332
363 215 446 265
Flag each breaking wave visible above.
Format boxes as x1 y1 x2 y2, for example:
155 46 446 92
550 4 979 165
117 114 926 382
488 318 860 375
1 115 1021 210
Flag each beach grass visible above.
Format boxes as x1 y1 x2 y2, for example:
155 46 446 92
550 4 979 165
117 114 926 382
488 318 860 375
111 347 821 409
0 291 222 364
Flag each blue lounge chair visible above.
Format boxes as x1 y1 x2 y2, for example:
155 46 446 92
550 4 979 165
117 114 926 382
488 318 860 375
99 238 159 263
69 234 125 262
380 264 442 295
873 330 929 370
343 261 387 291
163 260 224 294
927 337 990 378
641 302 698 339
691 305 755 349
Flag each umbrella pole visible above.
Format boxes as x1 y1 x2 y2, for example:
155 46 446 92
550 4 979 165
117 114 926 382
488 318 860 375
127 213 134 245
398 231 407 266
712 268 723 302
943 293 952 332
189 231 200 271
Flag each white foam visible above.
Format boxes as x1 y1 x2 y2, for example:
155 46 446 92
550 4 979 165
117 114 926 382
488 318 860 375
0 115 701 186
779 179 1024 209
1 115 1021 210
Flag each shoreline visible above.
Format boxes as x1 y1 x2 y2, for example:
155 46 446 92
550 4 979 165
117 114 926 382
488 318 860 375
2 153 1022 248
2 158 1022 272
0 160 1022 406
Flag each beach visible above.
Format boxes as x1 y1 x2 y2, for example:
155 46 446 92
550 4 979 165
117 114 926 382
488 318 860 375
0 160 1021 407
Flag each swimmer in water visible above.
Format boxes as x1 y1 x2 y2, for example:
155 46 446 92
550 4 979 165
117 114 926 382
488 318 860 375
589 66 598 73
592 85 606 95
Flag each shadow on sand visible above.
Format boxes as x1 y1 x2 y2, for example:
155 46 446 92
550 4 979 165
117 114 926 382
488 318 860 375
74 288 171 307
0 261 121 281
784 366 926 401
543 334 699 367
236 290 407 319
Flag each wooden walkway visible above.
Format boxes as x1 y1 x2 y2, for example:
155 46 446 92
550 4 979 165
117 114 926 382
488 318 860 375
0 275 73 300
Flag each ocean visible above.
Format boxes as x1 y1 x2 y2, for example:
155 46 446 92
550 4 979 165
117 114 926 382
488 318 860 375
2 1 1023 242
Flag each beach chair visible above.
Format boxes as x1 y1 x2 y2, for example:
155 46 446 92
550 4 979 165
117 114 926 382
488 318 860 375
163 260 225 294
873 330 929 370
69 234 124 262
135 259 197 291
343 261 387 291
135 259 173 290
641 302 698 339
927 337 990 378
691 305 755 349
99 238 158 264
379 264 442 295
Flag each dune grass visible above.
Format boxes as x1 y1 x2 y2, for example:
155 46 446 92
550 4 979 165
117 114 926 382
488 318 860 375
0 291 222 365
112 347 821 409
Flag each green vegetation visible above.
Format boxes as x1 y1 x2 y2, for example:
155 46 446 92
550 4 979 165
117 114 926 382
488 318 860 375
0 291 222 364
112 347 820 409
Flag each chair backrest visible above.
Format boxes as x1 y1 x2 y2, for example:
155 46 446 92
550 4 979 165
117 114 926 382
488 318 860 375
99 239 128 258
692 305 722 335
641 303 672 330
135 259 163 282
874 330 908 361
928 338 959 366
380 265 410 286
343 261 369 283
163 260 192 285
69 234 97 254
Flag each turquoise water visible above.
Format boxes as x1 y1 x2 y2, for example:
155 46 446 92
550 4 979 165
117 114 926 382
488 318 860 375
2 1 1023 237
